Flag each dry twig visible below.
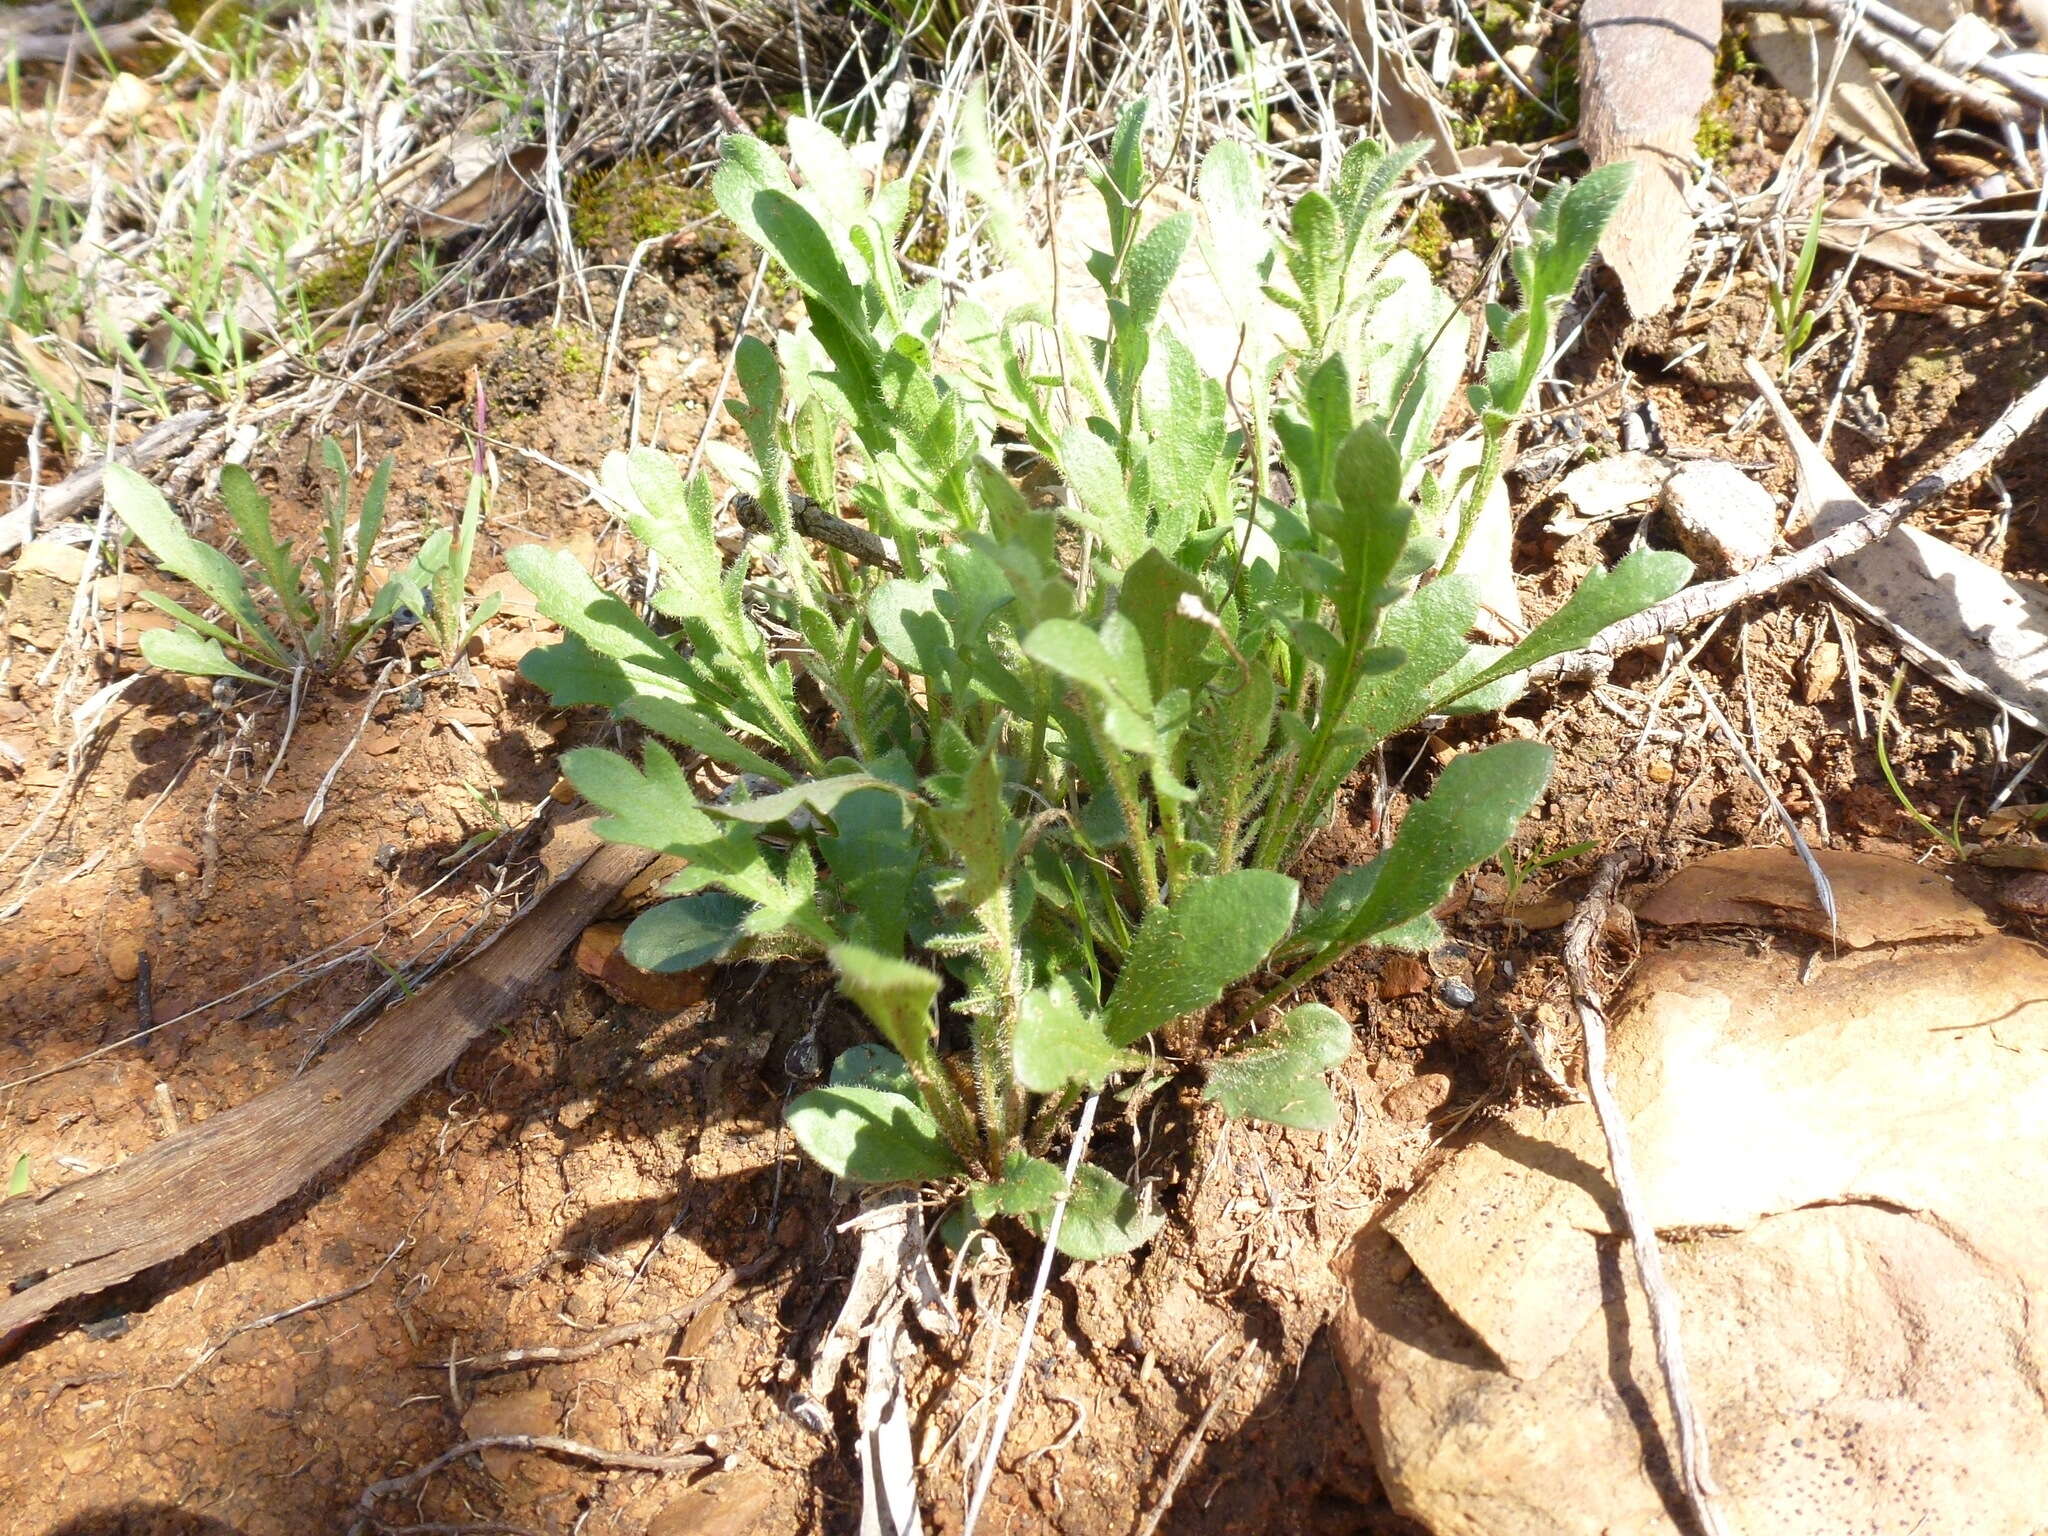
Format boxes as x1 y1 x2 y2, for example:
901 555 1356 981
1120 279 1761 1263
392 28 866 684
1563 852 1729 1536
438 1265 742 1376
1133 1337 1265 1536
1538 367 2048 681
345 1434 710 1536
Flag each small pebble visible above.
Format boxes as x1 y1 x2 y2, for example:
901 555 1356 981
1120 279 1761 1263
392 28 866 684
1438 978 1477 1010
1383 1071 1454 1122
107 940 142 984
373 843 401 873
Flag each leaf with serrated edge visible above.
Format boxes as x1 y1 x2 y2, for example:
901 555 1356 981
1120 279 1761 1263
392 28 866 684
787 1086 961 1184
1104 871 1299 1046
1204 1003 1351 1130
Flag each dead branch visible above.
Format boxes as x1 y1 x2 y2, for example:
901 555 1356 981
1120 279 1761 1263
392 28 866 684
1537 367 2048 683
8 409 218 534
0 825 652 1348
1563 851 1728 1536
1733 0 2048 116
437 1265 743 1376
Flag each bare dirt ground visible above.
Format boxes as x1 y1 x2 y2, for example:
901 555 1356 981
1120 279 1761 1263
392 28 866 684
6 69 2048 1536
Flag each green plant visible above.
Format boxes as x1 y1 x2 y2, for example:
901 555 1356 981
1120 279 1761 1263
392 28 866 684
513 106 1690 1256
410 386 501 665
104 443 434 684
1767 201 1826 369
1876 669 1966 854
1502 836 1597 908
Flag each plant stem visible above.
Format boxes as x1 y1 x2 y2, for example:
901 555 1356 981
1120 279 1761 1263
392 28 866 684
1440 425 1505 578
1097 731 1161 910
968 885 1024 1164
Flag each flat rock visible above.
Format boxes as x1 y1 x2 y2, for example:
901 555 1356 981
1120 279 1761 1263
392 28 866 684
648 1467 778 1536
1547 450 1668 535
1634 845 1993 947
11 540 90 584
1660 458 1778 574
1333 855 2048 1536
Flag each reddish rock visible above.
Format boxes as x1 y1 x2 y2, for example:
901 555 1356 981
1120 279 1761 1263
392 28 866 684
649 1468 778 1536
138 843 200 879
574 921 712 1011
106 939 143 983
484 626 545 671
1998 871 2048 916
1383 1071 1453 1123
1378 954 1431 1000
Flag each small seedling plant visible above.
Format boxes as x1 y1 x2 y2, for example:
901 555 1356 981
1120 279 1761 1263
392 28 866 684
513 107 1691 1257
104 440 495 685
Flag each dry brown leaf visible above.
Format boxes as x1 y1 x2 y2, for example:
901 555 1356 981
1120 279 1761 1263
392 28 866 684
1578 0 1720 316
1635 845 1993 945
416 144 548 240
1548 450 1670 534
1331 1 1463 174
1749 13 1930 173
1819 193 2005 285
1754 359 2048 730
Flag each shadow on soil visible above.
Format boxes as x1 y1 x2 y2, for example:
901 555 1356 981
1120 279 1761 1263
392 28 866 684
44 1510 247 1536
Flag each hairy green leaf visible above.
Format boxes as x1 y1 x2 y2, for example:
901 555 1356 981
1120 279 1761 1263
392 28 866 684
106 464 288 667
830 944 942 1064
1015 979 1142 1093
1104 871 1299 1045
787 1086 962 1183
1204 1003 1351 1129
1445 549 1693 705
1055 425 1143 565
140 628 278 685
622 892 750 974
970 1153 1066 1219
1029 1164 1163 1259
830 1044 918 1098
1315 740 1552 949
